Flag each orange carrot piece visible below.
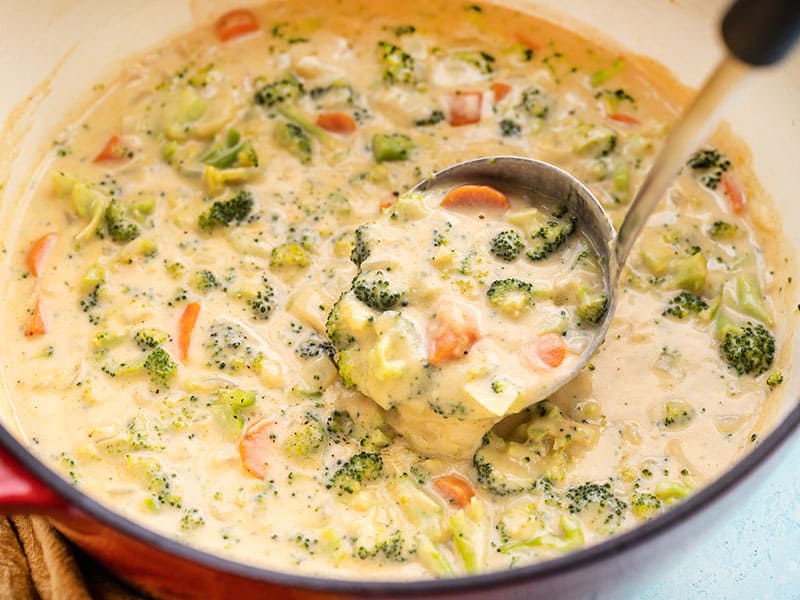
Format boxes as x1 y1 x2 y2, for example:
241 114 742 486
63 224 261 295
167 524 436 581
238 418 275 479
24 299 46 337
492 82 512 103
440 185 510 210
315 112 357 134
607 112 641 126
93 135 129 163
177 302 201 362
533 333 568 368
215 9 260 42
428 299 481 366
514 32 541 51
25 232 57 277
433 475 475 508
721 172 745 214
447 92 483 126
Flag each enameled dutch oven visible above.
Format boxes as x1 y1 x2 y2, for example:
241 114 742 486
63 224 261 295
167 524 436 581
1 1 799 598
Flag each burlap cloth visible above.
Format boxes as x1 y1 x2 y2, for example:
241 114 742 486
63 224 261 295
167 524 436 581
0 516 145 599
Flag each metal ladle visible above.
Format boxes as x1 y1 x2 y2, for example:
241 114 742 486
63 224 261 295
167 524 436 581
411 0 800 410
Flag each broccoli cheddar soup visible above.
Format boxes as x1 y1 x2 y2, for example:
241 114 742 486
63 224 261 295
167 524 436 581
1 0 793 580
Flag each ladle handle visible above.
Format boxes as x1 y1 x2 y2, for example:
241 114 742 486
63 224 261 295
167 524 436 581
723 0 800 66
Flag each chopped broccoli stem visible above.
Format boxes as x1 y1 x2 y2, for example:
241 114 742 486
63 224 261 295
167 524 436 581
352 271 404 311
378 41 416 84
372 133 414 163
270 242 312 268
720 322 775 376
662 292 708 319
328 452 383 495
105 199 140 243
198 190 254 231
200 129 259 169
254 75 304 107
489 230 524 261
217 388 256 409
274 121 313 164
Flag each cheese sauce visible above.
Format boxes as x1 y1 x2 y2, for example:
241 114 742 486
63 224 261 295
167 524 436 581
0 0 792 580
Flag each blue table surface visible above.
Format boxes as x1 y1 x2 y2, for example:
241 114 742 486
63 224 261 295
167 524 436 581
624 433 800 599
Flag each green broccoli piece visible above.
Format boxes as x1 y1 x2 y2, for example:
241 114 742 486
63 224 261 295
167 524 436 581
326 410 355 440
270 242 311 268
631 493 662 519
248 278 275 320
200 129 259 169
328 452 383 494
351 224 372 266
372 133 414 163
143 347 177 390
191 269 219 292
518 87 549 118
489 230 523 261
414 110 445 127
720 322 775 376
767 371 784 389
576 287 609 324
486 278 536 315
284 415 327 457
378 41 416 84
662 291 708 319
205 322 258 372
709 220 739 239
295 337 335 359
254 75 304 107
352 271 404 311
274 121 312 164
134 328 170 350
454 50 495 74
198 190 254 231
565 482 627 530
499 119 521 137
325 293 355 351
687 147 731 189
526 211 576 261
105 199 140 243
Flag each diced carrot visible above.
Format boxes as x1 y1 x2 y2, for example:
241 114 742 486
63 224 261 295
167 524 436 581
514 32 541 51
379 197 395 210
24 299 46 337
428 298 481 366
433 475 475 508
177 302 201 362
25 232 57 277
238 418 275 479
440 184 510 210
315 112 357 135
607 112 641 126
215 9 260 42
93 135 129 163
492 82 512 103
447 91 483 126
531 333 568 368
721 172 745 214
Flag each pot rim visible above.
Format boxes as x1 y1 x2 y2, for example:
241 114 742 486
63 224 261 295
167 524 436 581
0 398 797 596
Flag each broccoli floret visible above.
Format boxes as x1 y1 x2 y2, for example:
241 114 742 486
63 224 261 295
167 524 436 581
200 129 259 169
328 452 383 495
352 271 404 311
687 147 731 189
489 230 523 261
662 291 708 319
248 278 275 320
767 371 784 389
284 415 327 457
518 87 549 118
526 211 576 261
254 75 304 107
134 328 170 350
351 224 372 266
565 482 627 530
325 293 355 351
454 50 496 74
631 493 662 519
274 121 312 164
720 322 775 376
576 287 609 324
296 337 335 359
372 133 414 163
270 242 312 268
143 347 177 390
326 410 355 440
198 190 254 231
486 278 535 316
205 322 257 372
378 41 416 84
499 119 521 137
709 220 739 239
191 269 219 292
472 442 531 496
105 199 140 243
414 110 445 127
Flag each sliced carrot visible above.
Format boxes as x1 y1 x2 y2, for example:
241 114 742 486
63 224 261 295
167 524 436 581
514 32 541 51
440 184 510 211
428 298 481 366
177 302 201 362
447 91 483 126
25 232 57 277
433 475 475 508
315 112 357 135
379 197 395 210
492 82 512 103
215 9 260 42
93 135 129 163
531 333 568 368
24 299 46 337
607 112 641 126
721 172 745 214
238 418 275 479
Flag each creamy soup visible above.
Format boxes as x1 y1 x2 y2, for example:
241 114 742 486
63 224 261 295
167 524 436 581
0 0 792 580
